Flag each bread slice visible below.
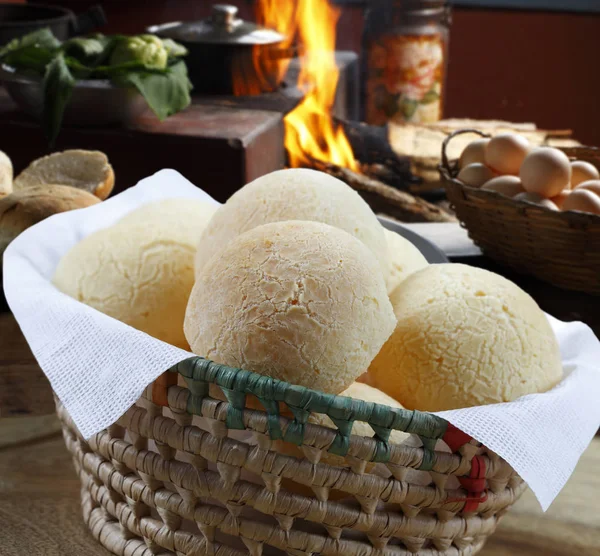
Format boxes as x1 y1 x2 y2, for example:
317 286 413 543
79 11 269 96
14 150 114 200
0 184 100 259
0 150 12 197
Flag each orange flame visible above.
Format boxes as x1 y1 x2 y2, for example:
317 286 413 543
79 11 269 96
234 1 298 96
255 0 358 170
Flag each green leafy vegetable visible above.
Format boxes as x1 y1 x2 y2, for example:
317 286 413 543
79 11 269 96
43 54 75 146
1 44 56 74
0 28 60 59
1 28 191 143
62 35 113 64
0 28 61 74
119 60 192 120
109 35 168 70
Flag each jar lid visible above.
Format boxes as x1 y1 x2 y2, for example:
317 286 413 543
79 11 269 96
150 4 285 46
393 0 449 11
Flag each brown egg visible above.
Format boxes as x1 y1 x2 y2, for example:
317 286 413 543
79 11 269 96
457 163 495 188
520 147 571 198
570 161 599 188
574 179 600 197
484 133 530 174
459 138 490 169
481 175 525 198
514 192 559 210
562 188 600 215
551 190 570 209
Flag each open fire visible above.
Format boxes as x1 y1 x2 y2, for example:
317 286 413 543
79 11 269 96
252 0 358 171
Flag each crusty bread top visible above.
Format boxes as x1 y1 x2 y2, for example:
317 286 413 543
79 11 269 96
14 150 114 200
186 220 396 396
0 150 13 197
0 184 100 255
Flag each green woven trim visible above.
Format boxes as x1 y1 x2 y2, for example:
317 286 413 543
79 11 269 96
171 357 448 465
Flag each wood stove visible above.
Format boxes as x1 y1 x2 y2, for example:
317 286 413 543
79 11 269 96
0 53 358 202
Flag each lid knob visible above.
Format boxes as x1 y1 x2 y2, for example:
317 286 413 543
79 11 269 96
211 4 241 31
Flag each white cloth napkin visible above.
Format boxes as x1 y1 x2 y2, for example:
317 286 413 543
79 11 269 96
4 169 600 511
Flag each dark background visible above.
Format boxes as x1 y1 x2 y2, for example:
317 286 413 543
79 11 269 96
4 0 600 145
5 0 599 145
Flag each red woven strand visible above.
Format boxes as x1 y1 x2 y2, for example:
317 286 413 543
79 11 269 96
459 455 487 512
442 423 472 452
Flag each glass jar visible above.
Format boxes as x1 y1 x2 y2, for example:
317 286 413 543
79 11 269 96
362 0 451 126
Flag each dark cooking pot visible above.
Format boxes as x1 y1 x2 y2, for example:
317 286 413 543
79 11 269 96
147 4 296 96
0 3 106 46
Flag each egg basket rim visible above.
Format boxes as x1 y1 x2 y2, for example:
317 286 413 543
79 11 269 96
439 128 600 227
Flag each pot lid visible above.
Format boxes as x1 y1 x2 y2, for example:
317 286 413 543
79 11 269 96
152 4 285 46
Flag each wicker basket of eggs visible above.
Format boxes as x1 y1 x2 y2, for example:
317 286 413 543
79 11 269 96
440 129 600 294
38 167 571 556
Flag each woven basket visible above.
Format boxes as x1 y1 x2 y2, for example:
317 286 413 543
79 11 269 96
440 129 600 295
57 357 524 556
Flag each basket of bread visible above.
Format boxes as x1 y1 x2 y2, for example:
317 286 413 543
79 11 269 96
440 129 600 294
3 167 600 556
0 149 115 310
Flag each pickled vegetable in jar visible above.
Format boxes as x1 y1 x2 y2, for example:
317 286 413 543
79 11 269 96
362 0 451 126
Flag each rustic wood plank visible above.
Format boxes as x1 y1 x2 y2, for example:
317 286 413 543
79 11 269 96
0 312 55 417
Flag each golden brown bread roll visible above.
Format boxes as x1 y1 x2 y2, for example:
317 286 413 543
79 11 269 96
14 150 115 200
0 185 100 260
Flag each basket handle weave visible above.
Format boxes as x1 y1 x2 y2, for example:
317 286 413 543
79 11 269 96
441 128 492 178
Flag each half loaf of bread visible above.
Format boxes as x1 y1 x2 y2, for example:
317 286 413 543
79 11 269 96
14 150 114 200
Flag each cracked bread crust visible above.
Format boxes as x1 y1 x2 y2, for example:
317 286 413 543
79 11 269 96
194 168 389 279
53 199 216 349
369 263 563 411
186 220 396 395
